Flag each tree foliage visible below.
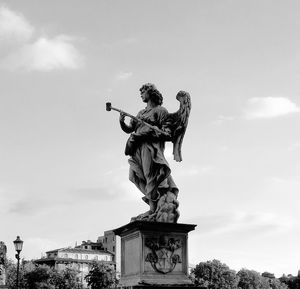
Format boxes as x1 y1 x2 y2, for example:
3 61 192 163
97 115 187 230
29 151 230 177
237 268 288 289
84 262 117 289
47 267 83 289
269 278 289 289
6 259 29 289
237 268 268 289
5 257 290 289
190 260 288 289
6 259 83 289
191 259 239 289
25 265 53 289
280 274 300 289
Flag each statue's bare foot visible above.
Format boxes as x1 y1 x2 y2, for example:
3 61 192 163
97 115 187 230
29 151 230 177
130 210 155 222
148 212 157 221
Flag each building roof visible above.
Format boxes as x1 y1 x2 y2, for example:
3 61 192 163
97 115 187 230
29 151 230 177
35 257 115 265
46 247 114 255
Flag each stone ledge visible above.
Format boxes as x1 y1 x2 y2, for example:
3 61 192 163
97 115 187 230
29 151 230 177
119 285 199 289
114 221 197 237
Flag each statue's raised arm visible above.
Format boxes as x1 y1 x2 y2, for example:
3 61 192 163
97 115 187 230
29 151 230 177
107 83 191 223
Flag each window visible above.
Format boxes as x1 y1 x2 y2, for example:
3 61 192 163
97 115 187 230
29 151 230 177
94 256 98 260
85 255 88 260
64 254 68 258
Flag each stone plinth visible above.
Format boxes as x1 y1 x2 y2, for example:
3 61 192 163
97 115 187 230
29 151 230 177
113 221 196 288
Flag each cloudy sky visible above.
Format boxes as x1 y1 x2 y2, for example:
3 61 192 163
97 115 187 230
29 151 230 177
1 0 300 277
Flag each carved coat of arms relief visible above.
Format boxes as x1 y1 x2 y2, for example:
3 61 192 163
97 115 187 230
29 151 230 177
145 236 182 274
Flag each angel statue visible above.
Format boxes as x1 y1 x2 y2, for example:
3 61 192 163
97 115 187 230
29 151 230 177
106 83 191 223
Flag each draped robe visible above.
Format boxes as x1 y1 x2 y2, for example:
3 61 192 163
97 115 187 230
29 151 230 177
125 105 178 204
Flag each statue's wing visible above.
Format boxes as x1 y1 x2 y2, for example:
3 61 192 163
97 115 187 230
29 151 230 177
167 91 191 162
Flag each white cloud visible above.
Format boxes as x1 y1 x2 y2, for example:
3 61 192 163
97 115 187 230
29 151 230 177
0 5 34 42
2 35 83 71
116 71 133 80
0 6 83 71
244 97 300 119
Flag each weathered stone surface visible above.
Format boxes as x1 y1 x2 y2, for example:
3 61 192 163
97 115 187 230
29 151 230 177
119 284 198 289
107 83 191 223
0 242 7 287
114 221 196 288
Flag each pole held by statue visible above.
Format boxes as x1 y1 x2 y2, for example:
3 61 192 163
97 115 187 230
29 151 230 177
106 102 169 136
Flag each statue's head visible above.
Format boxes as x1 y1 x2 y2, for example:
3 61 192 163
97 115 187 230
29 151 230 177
139 83 163 105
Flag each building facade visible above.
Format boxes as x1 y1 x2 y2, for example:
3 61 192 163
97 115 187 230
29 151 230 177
35 239 115 287
98 230 120 276
102 230 116 255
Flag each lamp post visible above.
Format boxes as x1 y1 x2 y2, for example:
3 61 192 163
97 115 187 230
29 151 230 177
13 236 23 289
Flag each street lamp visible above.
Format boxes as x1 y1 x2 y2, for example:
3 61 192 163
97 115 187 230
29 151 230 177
13 236 23 289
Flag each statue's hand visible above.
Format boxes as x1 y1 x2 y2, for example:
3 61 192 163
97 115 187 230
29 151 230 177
152 126 163 138
119 112 126 123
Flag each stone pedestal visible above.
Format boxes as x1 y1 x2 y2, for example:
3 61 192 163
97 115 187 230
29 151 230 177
0 242 7 289
114 221 196 288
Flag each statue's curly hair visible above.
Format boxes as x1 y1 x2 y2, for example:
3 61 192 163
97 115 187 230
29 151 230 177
140 83 163 105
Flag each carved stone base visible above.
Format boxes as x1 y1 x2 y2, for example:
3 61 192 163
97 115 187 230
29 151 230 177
113 221 196 288
119 285 197 289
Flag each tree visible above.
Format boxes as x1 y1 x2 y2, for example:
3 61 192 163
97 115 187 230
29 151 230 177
6 259 34 289
191 259 239 289
237 269 289 289
280 274 300 289
6 259 83 289
84 262 117 289
50 267 83 289
25 265 83 289
268 278 289 289
25 265 53 289
237 268 269 289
